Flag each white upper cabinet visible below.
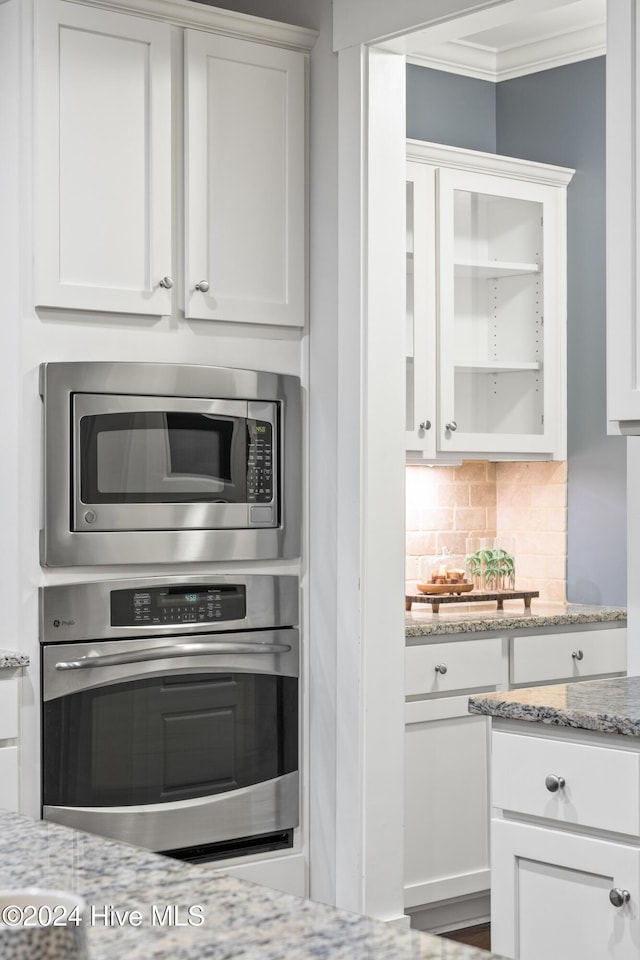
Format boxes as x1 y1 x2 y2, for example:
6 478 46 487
407 141 573 462
606 0 640 429
184 32 306 326
35 0 312 326
36 1 173 315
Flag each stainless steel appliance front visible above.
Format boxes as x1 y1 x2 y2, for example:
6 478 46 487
40 575 299 858
40 361 301 566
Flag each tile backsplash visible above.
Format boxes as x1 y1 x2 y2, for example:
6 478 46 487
406 461 567 601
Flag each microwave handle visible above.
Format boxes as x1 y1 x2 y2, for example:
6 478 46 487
54 641 292 671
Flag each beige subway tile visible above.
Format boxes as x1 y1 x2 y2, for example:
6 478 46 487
435 532 468 557
510 532 567 555
485 462 497 481
530 484 567 508
454 507 488 531
496 461 567 485
495 483 532 507
419 506 454 530
485 507 497 532
529 579 567 603
454 461 489 482
515 554 567 580
438 483 471 507
406 532 437 556
405 557 419 580
433 466 458 485
469 483 497 507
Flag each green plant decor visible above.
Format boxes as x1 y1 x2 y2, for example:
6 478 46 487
466 547 515 591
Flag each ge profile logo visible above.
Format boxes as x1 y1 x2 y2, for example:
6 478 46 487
53 620 60 628
52 619 75 628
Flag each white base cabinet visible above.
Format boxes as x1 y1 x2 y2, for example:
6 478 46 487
491 722 640 960
492 817 640 960
404 625 627 926
0 673 19 813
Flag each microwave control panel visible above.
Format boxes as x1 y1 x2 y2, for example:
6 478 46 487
247 420 273 503
110 584 247 627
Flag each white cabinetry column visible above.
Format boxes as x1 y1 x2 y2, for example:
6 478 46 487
336 43 406 922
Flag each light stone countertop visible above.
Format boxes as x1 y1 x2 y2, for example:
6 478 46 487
0 650 29 668
405 601 627 638
469 676 640 737
0 810 505 960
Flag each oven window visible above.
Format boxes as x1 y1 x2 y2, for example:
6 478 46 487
43 673 298 807
79 412 247 503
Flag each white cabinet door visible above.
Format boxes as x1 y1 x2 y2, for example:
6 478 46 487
404 696 491 907
406 160 437 458
36 0 172 315
437 167 566 458
492 818 640 960
606 0 640 427
184 31 306 326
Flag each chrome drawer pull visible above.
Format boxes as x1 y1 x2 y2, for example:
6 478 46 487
434 663 448 675
609 888 631 908
545 774 565 793
572 649 584 661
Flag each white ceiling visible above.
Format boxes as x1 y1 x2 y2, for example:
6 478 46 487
406 0 606 82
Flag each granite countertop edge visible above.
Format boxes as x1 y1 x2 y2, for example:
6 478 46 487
0 650 29 668
468 695 640 737
0 809 504 960
405 604 627 637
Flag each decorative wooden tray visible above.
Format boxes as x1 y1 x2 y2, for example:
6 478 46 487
405 589 539 613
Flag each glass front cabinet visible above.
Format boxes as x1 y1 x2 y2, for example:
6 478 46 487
406 141 574 461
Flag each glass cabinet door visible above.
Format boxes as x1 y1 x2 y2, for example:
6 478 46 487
437 167 564 456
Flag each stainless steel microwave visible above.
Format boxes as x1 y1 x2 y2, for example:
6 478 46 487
40 362 301 566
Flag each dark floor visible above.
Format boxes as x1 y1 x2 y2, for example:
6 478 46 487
440 923 491 950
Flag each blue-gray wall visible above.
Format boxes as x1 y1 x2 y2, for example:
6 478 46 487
407 64 496 151
407 57 627 605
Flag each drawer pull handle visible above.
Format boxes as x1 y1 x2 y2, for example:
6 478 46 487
609 888 631 908
572 650 584 661
434 663 448 675
545 774 565 793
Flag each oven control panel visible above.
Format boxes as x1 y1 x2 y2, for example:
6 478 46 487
110 584 247 627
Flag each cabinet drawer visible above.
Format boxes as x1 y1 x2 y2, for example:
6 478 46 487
0 747 18 812
0 676 18 740
493 730 640 835
405 637 503 697
510 628 627 686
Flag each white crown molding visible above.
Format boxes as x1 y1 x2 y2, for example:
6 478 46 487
57 0 317 50
406 138 575 186
407 21 605 82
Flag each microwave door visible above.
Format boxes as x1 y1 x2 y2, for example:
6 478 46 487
72 395 276 533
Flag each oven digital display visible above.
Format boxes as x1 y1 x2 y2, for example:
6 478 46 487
110 584 246 626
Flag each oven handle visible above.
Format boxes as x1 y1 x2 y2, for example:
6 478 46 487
54 641 292 671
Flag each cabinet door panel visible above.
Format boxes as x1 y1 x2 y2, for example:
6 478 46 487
492 818 640 960
437 167 565 457
36 1 172 314
185 31 305 326
0 748 19 812
405 699 490 907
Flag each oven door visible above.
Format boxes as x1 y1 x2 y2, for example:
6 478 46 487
73 394 278 532
42 630 298 852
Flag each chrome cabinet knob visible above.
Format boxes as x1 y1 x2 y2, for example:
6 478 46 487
609 888 631 908
572 650 584 661
195 280 210 293
445 420 457 433
419 420 432 431
434 663 448 675
159 276 174 289
545 774 565 793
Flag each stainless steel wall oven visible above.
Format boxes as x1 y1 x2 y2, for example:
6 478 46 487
39 361 301 566
40 575 299 862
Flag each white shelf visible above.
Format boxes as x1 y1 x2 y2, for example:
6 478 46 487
454 360 542 373
454 259 540 279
